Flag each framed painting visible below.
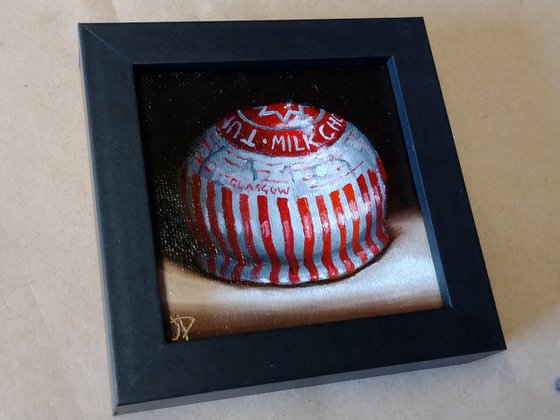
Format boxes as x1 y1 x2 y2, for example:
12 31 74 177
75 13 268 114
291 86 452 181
79 18 505 414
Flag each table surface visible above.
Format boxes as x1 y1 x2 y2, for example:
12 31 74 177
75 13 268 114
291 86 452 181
1 1 559 419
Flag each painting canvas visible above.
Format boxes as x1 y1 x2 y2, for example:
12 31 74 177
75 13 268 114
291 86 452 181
134 62 443 341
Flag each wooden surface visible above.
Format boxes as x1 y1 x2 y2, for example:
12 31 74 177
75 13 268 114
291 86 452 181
1 1 559 418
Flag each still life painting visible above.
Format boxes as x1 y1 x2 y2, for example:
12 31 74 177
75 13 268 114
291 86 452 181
135 63 443 341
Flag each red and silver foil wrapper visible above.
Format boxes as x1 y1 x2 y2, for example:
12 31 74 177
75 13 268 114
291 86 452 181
180 103 390 285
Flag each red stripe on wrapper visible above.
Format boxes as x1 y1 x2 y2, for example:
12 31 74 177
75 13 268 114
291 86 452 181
239 194 262 279
257 195 280 283
329 190 355 273
342 183 368 263
315 195 338 279
356 174 380 255
296 197 319 281
206 182 231 277
375 156 388 185
277 198 300 284
191 175 216 274
221 188 244 280
367 170 390 245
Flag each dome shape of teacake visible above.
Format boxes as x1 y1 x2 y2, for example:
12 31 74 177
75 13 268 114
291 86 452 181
180 102 390 285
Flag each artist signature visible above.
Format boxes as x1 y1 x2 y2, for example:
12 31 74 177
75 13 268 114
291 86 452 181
169 315 196 341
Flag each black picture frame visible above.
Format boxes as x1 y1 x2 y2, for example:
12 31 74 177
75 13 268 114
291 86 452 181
79 18 505 415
